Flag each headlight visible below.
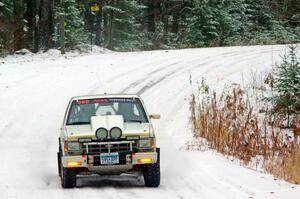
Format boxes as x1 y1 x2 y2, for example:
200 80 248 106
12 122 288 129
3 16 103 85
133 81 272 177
110 127 122 139
138 138 155 149
67 142 80 151
96 128 108 140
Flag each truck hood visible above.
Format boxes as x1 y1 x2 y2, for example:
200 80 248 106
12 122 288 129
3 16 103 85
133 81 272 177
65 123 151 140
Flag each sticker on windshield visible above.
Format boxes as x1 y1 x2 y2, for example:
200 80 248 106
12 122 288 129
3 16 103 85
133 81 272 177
109 98 136 103
77 100 90 104
75 98 136 105
93 99 109 103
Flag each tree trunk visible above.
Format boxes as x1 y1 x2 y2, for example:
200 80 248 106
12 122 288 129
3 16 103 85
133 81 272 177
59 15 65 54
39 0 54 50
25 0 34 50
103 6 109 46
147 0 155 33
13 0 25 51
107 0 115 50
47 0 55 48
95 0 103 46
172 12 179 34
33 0 42 53
163 0 169 42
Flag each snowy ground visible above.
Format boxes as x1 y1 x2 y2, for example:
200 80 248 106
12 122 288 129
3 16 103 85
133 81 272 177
0 45 299 199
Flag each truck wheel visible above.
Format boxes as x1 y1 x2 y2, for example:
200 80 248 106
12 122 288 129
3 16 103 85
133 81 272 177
57 152 61 177
61 167 77 188
143 163 160 187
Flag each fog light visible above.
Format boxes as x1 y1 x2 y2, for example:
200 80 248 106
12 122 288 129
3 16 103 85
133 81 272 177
126 154 132 163
88 155 94 164
137 158 152 164
67 161 82 167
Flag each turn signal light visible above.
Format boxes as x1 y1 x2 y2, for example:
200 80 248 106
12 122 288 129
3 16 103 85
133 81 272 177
137 158 152 164
64 141 68 152
67 161 82 167
150 138 156 149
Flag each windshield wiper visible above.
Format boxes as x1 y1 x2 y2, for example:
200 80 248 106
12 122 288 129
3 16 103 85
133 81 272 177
67 121 90 125
125 119 143 123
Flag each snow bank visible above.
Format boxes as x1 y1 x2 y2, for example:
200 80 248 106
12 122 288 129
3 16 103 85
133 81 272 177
0 45 111 65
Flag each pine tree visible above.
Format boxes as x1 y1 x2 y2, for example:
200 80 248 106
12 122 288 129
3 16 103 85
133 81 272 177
54 0 87 48
187 0 238 46
0 0 12 17
224 0 249 42
0 0 13 53
245 0 273 30
187 1 218 46
104 0 146 50
271 0 300 28
273 45 300 126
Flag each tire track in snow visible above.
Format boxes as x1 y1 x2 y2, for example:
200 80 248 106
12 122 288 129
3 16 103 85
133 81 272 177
90 48 246 95
119 61 184 93
119 56 212 94
136 70 179 95
128 49 273 96
120 47 280 96
87 55 184 94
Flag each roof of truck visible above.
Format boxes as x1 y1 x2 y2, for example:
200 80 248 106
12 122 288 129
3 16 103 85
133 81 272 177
71 94 141 101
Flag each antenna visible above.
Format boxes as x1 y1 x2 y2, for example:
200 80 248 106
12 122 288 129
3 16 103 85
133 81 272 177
93 71 107 94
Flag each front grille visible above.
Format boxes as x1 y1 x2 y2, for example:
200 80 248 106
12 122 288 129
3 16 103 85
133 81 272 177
82 141 137 154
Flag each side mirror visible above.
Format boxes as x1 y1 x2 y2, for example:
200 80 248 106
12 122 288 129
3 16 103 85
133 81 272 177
150 114 161 119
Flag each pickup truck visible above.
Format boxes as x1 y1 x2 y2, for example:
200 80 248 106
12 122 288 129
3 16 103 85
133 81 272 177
57 94 160 188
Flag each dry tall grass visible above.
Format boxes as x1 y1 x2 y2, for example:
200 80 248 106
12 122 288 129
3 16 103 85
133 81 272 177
190 84 300 184
266 144 300 184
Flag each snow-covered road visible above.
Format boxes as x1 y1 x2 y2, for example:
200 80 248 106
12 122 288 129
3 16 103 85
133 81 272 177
1 45 299 199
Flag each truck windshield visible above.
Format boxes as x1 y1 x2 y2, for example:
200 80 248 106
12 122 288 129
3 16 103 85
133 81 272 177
66 98 149 125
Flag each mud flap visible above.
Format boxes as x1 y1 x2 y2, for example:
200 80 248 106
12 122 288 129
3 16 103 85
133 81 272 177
156 148 160 163
57 152 61 177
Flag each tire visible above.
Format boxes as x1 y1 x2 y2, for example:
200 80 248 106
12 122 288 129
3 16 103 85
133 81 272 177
57 152 61 177
61 167 77 188
143 163 160 187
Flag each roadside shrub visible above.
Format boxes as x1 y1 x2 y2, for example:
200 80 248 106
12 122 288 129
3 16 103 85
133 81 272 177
191 84 285 163
266 144 300 184
267 45 300 127
189 82 300 183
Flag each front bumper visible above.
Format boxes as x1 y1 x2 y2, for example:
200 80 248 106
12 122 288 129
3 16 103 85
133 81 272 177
62 151 158 168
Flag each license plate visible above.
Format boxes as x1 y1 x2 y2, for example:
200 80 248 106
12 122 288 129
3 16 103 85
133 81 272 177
100 153 119 165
